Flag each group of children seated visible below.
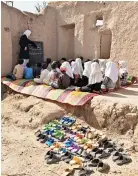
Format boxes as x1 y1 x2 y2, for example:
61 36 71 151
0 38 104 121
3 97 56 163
8 57 130 93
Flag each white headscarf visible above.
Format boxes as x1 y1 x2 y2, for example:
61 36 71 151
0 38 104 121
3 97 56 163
23 30 31 38
83 61 92 78
105 61 119 83
89 62 103 85
119 61 128 75
99 59 107 73
71 61 80 75
76 58 83 78
60 61 74 78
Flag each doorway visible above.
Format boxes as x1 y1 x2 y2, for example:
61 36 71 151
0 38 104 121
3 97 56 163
100 30 112 59
67 27 74 59
59 24 75 59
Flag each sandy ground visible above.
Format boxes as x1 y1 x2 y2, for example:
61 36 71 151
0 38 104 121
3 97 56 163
1 85 138 176
94 84 138 105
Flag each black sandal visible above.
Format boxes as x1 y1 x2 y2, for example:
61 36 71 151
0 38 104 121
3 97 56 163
116 155 132 165
46 153 61 164
91 158 101 167
95 149 111 159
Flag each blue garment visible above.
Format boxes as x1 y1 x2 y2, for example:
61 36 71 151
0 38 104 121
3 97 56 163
24 67 33 79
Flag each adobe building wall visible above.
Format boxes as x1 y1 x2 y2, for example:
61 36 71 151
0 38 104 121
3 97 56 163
1 2 57 76
52 1 138 76
1 1 138 76
1 3 13 76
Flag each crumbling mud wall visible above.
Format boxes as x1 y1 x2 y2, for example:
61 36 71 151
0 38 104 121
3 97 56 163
1 2 57 76
1 1 138 76
51 1 138 76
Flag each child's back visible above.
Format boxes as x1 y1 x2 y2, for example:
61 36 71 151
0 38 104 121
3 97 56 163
24 63 33 79
33 63 42 78
58 72 70 89
13 60 24 79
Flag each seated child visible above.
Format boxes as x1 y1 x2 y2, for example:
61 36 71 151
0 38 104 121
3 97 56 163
7 59 24 80
119 61 128 86
79 62 103 93
101 61 119 91
58 67 71 89
55 61 61 73
71 61 80 86
34 63 49 84
33 62 42 78
79 60 92 87
60 61 74 86
45 58 52 71
47 61 61 88
24 62 33 79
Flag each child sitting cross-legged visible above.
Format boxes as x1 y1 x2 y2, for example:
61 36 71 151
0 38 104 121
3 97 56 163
34 63 49 84
7 59 24 80
58 67 71 89
24 62 33 79
33 62 42 78
46 61 60 88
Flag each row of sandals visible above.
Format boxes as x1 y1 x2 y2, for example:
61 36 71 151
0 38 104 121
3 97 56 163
35 117 132 175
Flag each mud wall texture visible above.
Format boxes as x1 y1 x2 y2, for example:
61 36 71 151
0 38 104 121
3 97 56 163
1 1 138 76
1 2 57 76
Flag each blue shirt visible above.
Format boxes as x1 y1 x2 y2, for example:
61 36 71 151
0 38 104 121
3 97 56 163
24 67 33 79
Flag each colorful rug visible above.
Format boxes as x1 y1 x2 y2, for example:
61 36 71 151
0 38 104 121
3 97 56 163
1 77 97 106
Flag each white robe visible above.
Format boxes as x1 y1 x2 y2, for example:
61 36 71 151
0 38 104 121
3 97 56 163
119 60 128 75
83 61 92 78
99 59 107 73
76 58 83 78
60 62 74 78
105 61 119 83
89 62 103 85
71 61 80 75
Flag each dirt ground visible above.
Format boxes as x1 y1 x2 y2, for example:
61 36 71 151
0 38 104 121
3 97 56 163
1 89 138 176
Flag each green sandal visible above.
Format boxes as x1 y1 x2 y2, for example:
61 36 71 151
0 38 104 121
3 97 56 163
53 130 64 140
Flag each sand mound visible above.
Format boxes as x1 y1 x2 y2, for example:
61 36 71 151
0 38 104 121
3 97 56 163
61 98 138 135
2 94 65 129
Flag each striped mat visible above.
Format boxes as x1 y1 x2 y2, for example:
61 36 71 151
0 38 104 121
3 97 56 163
1 77 97 106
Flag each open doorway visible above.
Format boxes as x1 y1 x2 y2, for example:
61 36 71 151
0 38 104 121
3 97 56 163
100 30 112 59
59 24 75 59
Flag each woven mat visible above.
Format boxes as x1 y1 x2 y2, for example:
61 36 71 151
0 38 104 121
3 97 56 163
1 77 98 106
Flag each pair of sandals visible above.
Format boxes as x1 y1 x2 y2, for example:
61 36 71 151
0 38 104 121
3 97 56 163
90 147 111 159
45 150 61 164
112 151 132 165
85 129 97 139
78 126 88 134
60 117 76 126
52 130 65 140
35 130 47 142
78 159 109 175
61 151 74 163
68 144 81 153
90 158 109 172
